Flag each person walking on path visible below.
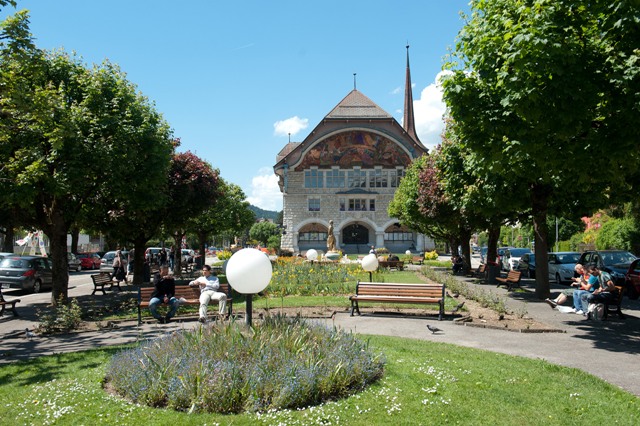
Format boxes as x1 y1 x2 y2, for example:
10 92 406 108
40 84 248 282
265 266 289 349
189 264 227 323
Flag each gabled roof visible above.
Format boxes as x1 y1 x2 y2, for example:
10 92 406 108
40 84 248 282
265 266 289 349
325 90 392 119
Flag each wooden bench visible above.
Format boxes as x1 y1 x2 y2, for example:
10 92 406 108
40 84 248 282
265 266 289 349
349 281 446 320
603 286 625 320
91 272 116 295
468 264 486 279
0 291 20 317
496 270 522 291
378 260 405 271
137 283 233 324
409 256 424 265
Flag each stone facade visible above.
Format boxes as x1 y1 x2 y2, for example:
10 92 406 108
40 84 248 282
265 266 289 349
274 49 434 255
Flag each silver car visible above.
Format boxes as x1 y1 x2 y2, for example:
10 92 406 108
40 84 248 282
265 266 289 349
548 252 581 284
0 255 53 293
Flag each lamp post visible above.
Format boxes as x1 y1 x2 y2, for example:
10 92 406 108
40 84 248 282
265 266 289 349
226 248 272 327
361 253 379 282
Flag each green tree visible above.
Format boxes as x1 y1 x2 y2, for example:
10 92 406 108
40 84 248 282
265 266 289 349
188 179 255 267
249 221 278 247
0 11 173 301
442 0 640 298
163 151 221 275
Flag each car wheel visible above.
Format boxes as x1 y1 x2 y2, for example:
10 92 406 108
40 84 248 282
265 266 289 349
33 279 42 294
556 273 562 284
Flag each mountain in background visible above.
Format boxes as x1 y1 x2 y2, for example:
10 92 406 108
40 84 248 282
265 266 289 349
249 205 281 222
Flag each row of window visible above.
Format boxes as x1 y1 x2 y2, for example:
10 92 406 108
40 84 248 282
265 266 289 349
304 168 405 189
298 231 413 242
308 198 376 212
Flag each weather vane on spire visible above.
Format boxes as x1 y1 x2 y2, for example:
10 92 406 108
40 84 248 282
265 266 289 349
353 73 357 90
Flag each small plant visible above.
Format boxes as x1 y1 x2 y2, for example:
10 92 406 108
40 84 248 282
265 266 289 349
36 296 83 334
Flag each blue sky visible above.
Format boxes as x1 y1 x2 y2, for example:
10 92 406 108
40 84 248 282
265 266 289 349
2 1 470 211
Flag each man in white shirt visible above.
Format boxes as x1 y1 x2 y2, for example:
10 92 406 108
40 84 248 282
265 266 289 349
189 265 227 323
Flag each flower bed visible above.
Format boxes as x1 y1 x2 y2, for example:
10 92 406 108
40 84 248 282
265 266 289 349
105 315 385 414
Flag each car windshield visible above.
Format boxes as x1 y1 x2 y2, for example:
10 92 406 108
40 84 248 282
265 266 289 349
509 249 531 257
557 253 580 264
604 251 637 265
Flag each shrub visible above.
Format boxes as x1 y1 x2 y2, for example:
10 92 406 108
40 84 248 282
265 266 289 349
105 315 385 414
424 250 439 260
36 296 83 334
596 217 639 251
216 249 233 260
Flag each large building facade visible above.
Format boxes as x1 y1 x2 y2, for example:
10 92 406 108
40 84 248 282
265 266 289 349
274 49 434 255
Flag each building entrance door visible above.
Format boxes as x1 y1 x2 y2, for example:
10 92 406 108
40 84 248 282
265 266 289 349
342 224 369 245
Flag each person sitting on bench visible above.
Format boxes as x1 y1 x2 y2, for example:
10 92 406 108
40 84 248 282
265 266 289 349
189 264 227 323
149 265 179 324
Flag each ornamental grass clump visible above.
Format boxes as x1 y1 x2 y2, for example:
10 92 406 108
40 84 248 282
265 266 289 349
105 315 385 414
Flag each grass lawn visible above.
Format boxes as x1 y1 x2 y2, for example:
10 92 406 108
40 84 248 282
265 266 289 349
0 335 637 425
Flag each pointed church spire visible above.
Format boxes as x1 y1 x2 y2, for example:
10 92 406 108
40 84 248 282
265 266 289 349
403 45 421 143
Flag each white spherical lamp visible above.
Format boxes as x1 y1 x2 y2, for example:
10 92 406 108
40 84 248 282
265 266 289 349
226 248 272 294
405 250 411 255
361 253 379 281
306 249 318 261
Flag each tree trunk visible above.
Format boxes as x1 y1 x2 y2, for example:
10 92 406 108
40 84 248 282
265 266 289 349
459 228 472 274
2 224 14 252
173 232 184 276
487 224 500 264
43 214 70 306
532 184 551 299
132 234 149 285
70 226 80 253
197 230 208 269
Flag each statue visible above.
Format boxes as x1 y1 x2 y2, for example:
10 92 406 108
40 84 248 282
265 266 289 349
326 220 336 252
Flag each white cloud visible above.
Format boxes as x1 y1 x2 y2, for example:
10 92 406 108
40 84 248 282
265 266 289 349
412 70 453 151
273 116 309 137
246 167 283 211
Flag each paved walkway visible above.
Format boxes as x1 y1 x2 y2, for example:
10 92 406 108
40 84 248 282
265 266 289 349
1 256 639 397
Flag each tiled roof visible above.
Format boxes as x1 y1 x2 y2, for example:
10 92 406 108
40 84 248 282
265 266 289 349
325 90 392 119
276 142 301 162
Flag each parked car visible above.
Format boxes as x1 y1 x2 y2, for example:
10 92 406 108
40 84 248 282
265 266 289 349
181 248 195 263
516 253 536 278
496 246 513 267
0 252 14 260
100 250 129 271
76 252 101 270
0 255 53 293
67 252 82 272
624 259 640 300
501 248 532 271
577 250 637 289
547 252 581 284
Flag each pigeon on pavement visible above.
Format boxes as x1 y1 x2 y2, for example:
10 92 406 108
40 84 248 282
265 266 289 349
451 301 465 314
25 328 36 340
426 324 443 334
